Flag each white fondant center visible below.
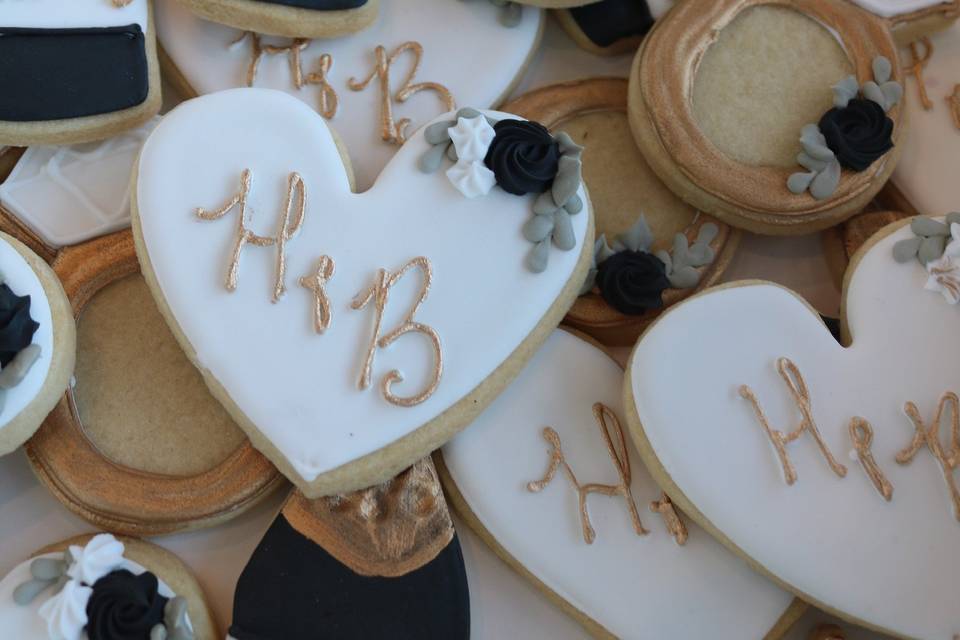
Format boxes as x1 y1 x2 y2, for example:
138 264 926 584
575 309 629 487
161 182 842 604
0 0 148 31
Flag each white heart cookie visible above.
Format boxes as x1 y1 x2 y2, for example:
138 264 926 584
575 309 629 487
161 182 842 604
133 89 592 498
156 0 543 191
626 217 960 638
441 330 796 639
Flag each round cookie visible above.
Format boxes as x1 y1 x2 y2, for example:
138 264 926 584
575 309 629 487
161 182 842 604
156 0 544 191
0 532 219 639
554 0 673 56
24 230 283 536
133 89 593 498
628 0 906 234
503 78 738 345
438 329 799 639
624 215 960 637
173 0 379 38
0 0 162 146
0 232 74 459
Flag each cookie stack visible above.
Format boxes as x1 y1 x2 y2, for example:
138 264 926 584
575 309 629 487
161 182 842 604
0 1 957 639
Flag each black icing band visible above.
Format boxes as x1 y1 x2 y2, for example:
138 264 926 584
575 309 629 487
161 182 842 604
0 283 38 368
255 0 368 8
228 515 471 640
0 25 148 122
568 0 655 48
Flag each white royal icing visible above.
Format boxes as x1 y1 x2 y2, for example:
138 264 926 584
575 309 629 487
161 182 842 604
135 89 589 486
64 535 124 586
442 331 794 639
37 580 90 640
893 20 960 215
0 545 187 639
847 0 952 17
628 218 960 638
446 116 497 198
0 236 53 432
154 0 543 191
0 0 148 31
0 118 158 248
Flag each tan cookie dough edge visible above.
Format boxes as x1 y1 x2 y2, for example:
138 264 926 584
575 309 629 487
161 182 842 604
0 1 162 147
173 0 379 39
622 267 916 638
34 534 220 640
0 232 75 457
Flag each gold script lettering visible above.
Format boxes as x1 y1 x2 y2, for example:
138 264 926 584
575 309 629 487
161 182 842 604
897 392 960 520
299 255 336 334
849 417 893 501
649 492 688 546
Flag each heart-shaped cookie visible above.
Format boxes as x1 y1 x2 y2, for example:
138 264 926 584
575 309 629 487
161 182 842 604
440 329 797 639
626 216 960 638
133 89 593 498
156 0 543 191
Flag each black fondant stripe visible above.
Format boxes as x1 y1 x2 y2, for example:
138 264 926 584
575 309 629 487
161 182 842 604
228 515 471 640
0 25 148 122
256 0 368 9
569 0 655 48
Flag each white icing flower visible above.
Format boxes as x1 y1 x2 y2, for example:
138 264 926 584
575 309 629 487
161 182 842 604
448 115 496 163
37 578 92 640
66 533 125 585
446 160 497 199
924 255 960 304
943 222 960 259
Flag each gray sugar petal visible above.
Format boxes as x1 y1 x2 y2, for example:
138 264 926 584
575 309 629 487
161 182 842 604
873 56 892 84
788 171 815 194
456 107 482 120
696 223 719 245
500 3 522 27
881 81 902 109
523 213 554 243
687 242 715 266
0 344 42 389
668 265 701 289
150 624 167 640
526 240 550 273
552 210 576 251
594 236 615 264
418 144 448 173
424 120 454 145
655 250 672 272
13 579 53 606
618 215 654 253
797 151 829 173
551 156 582 208
833 75 859 108
919 235 947 264
555 132 583 158
912 216 948 237
892 237 922 263
810 159 841 200
800 135 835 162
862 81 887 109
446 142 458 162
672 233 691 264
533 191 559 215
30 557 66 580
564 193 583 215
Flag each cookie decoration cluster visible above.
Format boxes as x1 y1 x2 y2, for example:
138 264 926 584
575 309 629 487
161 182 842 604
13 534 192 640
893 214 960 304
0 276 41 410
419 107 585 273
788 57 901 200
580 215 718 315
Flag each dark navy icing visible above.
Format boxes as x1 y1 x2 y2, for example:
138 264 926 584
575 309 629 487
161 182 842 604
484 119 560 196
569 0 655 48
0 283 38 368
85 570 168 640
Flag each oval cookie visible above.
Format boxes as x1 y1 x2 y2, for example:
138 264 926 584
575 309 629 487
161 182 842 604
25 230 283 536
625 215 960 637
503 78 738 345
629 0 906 234
440 329 798 639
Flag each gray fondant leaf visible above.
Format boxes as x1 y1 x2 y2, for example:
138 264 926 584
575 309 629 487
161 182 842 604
668 265 701 289
564 193 583 215
30 557 67 580
696 223 719 246
655 250 672 272
551 210 576 251
456 107 482 120
618 215 654 253
797 151 829 173
424 120 455 145
687 241 715 266
862 81 887 110
527 240 550 273
892 237 922 263
787 171 816 195
594 235 615 265
873 56 892 85
551 156 582 210
150 624 167 640
799 127 834 162
912 216 949 237
0 344 41 389
446 142 458 162
671 233 691 268
832 75 859 108
881 81 902 109
533 191 559 215
499 3 523 27
555 132 584 158
810 159 841 200
919 235 947 265
418 144 448 174
13 579 54 606
522 214 554 243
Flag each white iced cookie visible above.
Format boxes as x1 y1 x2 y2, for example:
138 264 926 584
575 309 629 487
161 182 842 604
133 89 593 498
440 330 795 639
0 232 74 457
625 216 960 638
0 118 159 251
155 0 543 191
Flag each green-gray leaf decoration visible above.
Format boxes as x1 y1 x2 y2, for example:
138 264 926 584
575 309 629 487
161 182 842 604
893 213 960 265
788 56 901 200
13 553 70 605
459 0 523 27
580 214 718 294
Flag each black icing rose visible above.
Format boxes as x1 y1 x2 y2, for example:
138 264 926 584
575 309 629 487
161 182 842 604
595 250 670 316
86 570 169 640
818 98 894 172
483 119 560 195
0 283 38 368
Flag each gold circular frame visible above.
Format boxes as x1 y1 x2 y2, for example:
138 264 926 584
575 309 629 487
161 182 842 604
629 0 905 234
501 78 740 346
25 229 285 536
